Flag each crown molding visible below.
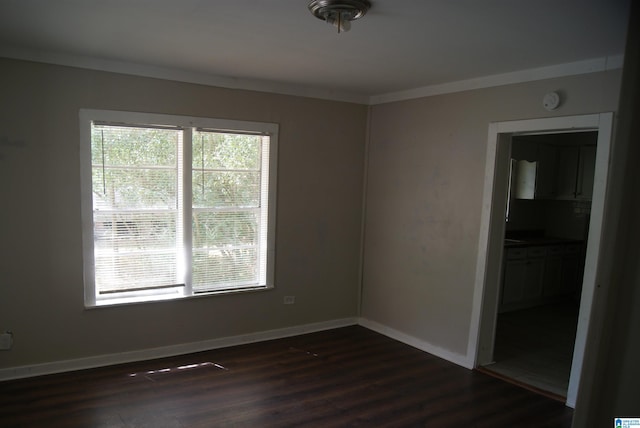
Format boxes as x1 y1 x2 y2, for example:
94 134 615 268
0 45 370 105
0 45 623 106
369 56 624 105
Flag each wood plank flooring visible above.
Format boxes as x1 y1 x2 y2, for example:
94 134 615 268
0 326 573 427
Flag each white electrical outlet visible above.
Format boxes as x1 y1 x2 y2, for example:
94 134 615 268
283 296 295 305
0 332 13 350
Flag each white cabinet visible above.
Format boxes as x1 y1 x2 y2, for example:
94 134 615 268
502 258 526 305
501 243 583 312
501 246 546 311
510 139 596 201
523 247 546 299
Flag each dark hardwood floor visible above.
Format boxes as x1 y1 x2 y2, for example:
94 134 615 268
0 326 573 427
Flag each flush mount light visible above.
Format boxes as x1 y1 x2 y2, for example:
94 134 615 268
308 0 371 33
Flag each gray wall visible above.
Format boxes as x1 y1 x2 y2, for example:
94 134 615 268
0 58 367 369
0 56 626 380
361 70 622 359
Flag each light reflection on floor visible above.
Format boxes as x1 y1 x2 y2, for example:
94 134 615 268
128 361 227 377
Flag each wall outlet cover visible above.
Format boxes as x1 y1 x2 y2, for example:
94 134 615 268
0 332 13 350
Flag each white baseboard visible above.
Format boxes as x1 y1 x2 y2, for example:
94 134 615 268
358 317 473 369
0 318 358 381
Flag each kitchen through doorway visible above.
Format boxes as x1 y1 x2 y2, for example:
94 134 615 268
481 131 597 399
470 113 614 409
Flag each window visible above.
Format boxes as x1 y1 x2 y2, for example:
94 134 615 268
80 110 277 306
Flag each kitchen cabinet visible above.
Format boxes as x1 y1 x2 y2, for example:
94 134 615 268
555 145 596 200
542 244 581 296
522 247 546 299
501 242 583 312
542 246 564 297
502 258 526 305
556 146 580 200
510 138 596 201
511 140 537 162
501 246 546 311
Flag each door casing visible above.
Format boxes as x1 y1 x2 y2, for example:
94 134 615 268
468 113 614 408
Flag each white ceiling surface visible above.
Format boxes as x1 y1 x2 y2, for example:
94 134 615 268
0 0 630 104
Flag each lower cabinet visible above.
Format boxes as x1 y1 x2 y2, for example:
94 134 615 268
543 246 564 298
500 243 582 312
522 247 546 300
501 247 545 311
502 258 526 305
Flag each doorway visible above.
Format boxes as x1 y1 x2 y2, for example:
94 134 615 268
485 131 597 398
469 113 614 408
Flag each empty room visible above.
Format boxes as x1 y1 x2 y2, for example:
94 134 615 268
1 1 638 426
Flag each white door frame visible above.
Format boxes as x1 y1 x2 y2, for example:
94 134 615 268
467 113 614 408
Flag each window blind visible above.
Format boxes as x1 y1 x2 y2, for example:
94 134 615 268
91 124 182 294
191 130 269 292
83 112 277 305
82 110 277 306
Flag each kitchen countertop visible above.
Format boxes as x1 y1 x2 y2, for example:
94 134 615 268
504 236 584 248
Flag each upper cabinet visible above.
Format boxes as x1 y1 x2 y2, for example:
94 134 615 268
555 145 580 200
511 132 597 201
555 144 596 200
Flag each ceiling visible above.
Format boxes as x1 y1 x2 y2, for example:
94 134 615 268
0 0 631 104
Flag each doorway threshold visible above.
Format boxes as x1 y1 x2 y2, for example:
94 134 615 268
476 365 567 403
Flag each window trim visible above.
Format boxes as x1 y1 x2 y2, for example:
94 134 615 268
79 109 278 307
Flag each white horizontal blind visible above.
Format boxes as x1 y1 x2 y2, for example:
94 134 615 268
191 130 269 292
91 124 182 294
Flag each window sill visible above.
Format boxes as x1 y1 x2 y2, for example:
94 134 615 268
84 285 273 310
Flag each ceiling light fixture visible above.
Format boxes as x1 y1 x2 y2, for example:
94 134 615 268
308 0 371 33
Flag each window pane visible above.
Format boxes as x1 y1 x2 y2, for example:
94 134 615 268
93 168 177 210
94 212 176 250
193 132 261 170
91 124 181 294
95 250 177 293
192 247 258 290
192 210 260 290
192 210 258 248
92 126 177 167
192 171 260 208
93 212 178 293
191 129 267 291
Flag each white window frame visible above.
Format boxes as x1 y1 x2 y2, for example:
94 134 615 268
80 109 278 307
